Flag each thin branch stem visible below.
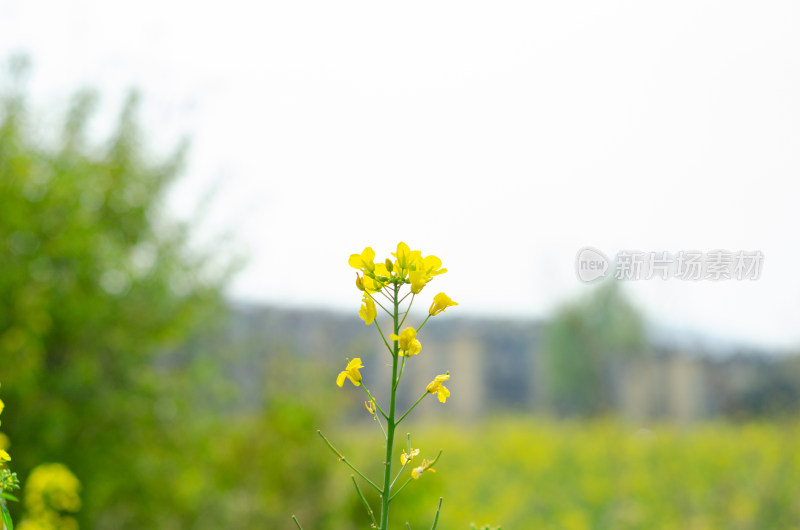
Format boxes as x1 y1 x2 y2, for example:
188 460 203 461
361 384 389 420
391 462 409 490
367 292 393 317
372 317 394 356
398 293 415 328
374 414 387 440
318 430 381 493
389 476 413 502
396 392 428 426
416 313 432 333
431 498 443 529
292 515 303 529
378 289 393 303
351 475 378 528
390 450 443 503
391 433 413 490
394 355 407 392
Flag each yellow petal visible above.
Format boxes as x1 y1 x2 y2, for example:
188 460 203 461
348 254 364 269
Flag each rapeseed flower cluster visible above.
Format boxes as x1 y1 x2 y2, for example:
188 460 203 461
298 243 458 530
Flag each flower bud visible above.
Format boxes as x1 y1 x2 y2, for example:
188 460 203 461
355 275 365 291
385 259 394 273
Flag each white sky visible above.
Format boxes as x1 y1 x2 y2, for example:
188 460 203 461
2 0 800 350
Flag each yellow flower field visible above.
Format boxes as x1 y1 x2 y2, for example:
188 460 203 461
334 418 800 529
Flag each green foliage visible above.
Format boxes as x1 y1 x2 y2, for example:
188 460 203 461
0 58 356 529
0 59 231 527
543 281 646 415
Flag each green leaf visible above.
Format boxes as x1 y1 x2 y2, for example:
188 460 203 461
1 502 13 530
0 492 18 502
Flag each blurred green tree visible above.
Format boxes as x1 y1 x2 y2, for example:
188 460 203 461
543 281 647 416
0 57 231 526
0 57 351 529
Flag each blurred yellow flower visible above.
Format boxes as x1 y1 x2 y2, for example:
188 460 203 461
358 295 376 325
336 358 364 387
426 373 451 403
411 458 436 479
400 448 419 466
429 292 458 316
389 327 421 357
22 463 82 517
0 398 4 415
0 449 10 462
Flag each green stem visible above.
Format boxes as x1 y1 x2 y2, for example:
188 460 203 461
379 282 401 530
367 292 393 317
398 293 415 328
373 317 394 356
374 414 387 440
390 434 412 489
389 476 413 502
390 450 442 502
317 430 381 493
361 384 389 420
379 289 393 303
431 498 443 529
416 313 432 333
292 515 303 529
394 355 407 392
396 392 428 425
351 475 378 528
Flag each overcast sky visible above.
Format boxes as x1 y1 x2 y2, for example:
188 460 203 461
2 0 799 350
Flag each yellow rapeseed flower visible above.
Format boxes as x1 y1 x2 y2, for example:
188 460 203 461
359 295 377 325
429 292 458 316
415 254 447 277
406 254 446 293
408 270 429 294
392 242 423 279
400 448 419 466
348 247 376 276
411 458 436 479
365 400 376 415
0 449 10 462
393 242 414 271
389 327 421 357
0 398 4 415
426 373 451 403
336 358 364 387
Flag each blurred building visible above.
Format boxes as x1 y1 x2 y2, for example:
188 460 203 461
226 302 800 422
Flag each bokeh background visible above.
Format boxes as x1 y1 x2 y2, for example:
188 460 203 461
2 1 800 528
